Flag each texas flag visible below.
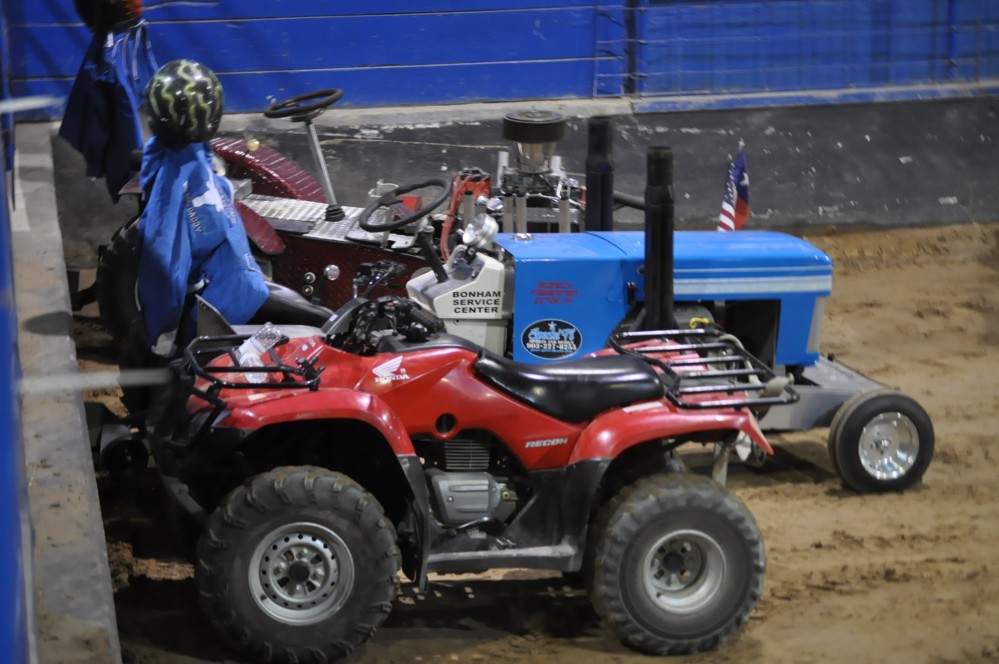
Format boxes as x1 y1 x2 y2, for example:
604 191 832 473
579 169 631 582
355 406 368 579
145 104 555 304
717 144 749 231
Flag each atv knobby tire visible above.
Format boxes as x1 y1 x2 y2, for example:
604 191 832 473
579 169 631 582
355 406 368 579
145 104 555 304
196 466 401 663
828 388 934 493
95 218 141 341
588 473 764 655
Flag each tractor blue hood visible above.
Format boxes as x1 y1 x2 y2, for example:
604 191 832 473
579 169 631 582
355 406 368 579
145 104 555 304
494 230 832 365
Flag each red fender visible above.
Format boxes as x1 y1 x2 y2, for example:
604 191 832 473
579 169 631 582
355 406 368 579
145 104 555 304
568 400 772 464
217 387 416 456
210 136 326 203
235 200 286 257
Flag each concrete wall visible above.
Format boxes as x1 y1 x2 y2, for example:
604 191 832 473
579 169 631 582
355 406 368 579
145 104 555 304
229 95 999 230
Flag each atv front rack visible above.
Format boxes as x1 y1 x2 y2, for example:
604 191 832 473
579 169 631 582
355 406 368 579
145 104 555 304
611 329 799 411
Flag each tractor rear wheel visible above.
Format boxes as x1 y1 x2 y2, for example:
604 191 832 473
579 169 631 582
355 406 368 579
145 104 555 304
588 473 764 655
196 466 400 663
828 389 934 493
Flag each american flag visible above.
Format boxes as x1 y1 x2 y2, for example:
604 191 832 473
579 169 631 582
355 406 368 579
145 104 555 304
717 143 749 231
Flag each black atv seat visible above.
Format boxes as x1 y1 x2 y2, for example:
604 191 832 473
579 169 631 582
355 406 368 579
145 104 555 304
249 282 334 329
377 333 483 355
474 351 664 423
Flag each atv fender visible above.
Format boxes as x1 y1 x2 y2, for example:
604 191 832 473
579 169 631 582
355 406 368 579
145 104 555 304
222 388 417 456
567 401 772 465
221 387 434 586
552 405 770 570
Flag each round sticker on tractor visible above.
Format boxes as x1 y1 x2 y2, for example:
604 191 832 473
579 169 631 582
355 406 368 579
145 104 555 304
522 319 582 359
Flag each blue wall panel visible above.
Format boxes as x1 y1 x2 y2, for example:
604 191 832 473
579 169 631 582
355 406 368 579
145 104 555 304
953 0 999 79
635 0 995 99
9 1 597 24
6 1 998 119
8 2 621 117
0 12 33 659
0 165 31 664
15 10 600 78
12 58 599 112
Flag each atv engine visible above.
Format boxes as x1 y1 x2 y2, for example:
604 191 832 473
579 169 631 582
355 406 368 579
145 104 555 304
417 435 519 527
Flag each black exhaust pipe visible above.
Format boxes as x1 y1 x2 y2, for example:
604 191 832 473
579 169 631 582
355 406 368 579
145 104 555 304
642 146 676 330
584 116 615 232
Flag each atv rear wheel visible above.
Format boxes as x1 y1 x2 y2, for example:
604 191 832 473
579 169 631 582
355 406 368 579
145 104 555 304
95 218 141 341
96 217 274 341
196 466 400 663
828 389 934 493
589 473 764 655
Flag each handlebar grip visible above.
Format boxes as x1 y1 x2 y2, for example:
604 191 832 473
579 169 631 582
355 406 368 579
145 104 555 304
405 303 445 333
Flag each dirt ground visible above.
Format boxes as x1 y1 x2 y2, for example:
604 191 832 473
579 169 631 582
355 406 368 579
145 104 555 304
73 222 999 664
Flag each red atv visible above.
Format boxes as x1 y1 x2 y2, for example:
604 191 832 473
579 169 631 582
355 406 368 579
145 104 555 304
150 262 797 663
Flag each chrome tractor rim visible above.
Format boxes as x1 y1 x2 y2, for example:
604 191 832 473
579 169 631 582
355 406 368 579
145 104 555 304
641 529 726 614
249 522 355 625
858 411 920 480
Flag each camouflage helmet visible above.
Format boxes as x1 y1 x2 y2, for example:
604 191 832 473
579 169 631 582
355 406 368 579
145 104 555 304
144 60 224 145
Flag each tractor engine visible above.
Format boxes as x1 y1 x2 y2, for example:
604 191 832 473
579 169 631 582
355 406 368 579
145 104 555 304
464 110 582 236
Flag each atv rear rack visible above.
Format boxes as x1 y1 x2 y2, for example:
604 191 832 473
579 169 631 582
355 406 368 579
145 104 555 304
611 329 799 411
150 335 326 452
183 334 324 394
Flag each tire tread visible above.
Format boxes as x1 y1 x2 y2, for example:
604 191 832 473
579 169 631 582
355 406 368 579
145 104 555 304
196 466 400 663
827 389 934 493
589 473 764 655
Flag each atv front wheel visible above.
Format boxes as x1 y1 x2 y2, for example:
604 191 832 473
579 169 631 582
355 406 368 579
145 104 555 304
196 466 400 663
828 389 934 493
589 473 764 655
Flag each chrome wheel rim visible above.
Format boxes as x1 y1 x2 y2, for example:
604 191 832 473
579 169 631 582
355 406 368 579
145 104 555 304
641 529 726 614
858 411 920 480
249 522 354 625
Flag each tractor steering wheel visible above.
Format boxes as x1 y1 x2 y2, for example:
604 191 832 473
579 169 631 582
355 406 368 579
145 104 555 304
264 89 344 121
357 179 452 232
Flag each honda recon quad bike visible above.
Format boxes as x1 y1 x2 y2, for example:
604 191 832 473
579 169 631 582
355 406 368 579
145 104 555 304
149 260 797 663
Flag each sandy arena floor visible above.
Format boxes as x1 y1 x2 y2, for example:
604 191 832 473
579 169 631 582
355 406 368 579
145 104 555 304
74 222 999 664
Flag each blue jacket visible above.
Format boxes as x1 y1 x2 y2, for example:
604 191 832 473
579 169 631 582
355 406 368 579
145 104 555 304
136 138 269 346
58 20 156 201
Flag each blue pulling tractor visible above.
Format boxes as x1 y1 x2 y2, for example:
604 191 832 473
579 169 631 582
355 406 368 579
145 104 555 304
99 89 931 495
404 133 933 494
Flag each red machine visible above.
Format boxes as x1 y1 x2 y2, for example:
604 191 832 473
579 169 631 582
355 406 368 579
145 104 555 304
94 90 592 340
149 264 797 662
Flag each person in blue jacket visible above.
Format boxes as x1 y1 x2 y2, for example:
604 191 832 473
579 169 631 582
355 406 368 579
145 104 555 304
137 59 268 355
